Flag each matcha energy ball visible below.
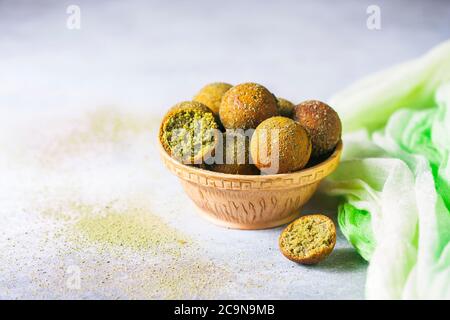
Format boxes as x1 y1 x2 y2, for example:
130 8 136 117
293 100 342 158
193 82 232 115
277 97 295 118
208 131 259 175
279 214 336 264
219 83 278 130
250 116 311 174
159 101 219 164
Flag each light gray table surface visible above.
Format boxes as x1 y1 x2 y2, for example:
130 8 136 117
0 0 449 300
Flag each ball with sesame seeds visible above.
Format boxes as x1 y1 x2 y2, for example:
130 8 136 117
293 100 342 158
193 82 232 115
276 97 295 118
219 83 278 130
208 131 260 175
250 116 311 174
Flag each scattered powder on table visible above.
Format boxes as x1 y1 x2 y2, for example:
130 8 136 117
156 259 230 299
28 188 232 299
119 256 232 299
37 107 160 168
74 206 188 253
2 106 233 299
33 193 191 256
58 107 156 144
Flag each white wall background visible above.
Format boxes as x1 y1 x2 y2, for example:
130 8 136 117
1 0 449 115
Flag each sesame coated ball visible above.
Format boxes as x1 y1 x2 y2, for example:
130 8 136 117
293 100 341 158
219 83 278 130
193 82 232 115
250 116 311 174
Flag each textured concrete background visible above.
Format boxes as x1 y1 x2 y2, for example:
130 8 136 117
0 0 449 299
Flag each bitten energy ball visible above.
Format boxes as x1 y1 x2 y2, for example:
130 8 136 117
159 101 219 164
277 98 295 118
208 131 259 175
219 83 278 130
193 82 232 115
250 116 311 174
293 100 342 158
279 214 336 265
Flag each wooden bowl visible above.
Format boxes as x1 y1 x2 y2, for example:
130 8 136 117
158 139 343 230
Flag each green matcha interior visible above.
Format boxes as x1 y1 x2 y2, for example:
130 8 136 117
163 110 217 162
282 217 334 257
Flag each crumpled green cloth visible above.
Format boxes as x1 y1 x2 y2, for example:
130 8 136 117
323 40 450 299
330 41 450 133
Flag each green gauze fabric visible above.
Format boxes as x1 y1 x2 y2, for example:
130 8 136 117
330 40 450 133
323 40 450 299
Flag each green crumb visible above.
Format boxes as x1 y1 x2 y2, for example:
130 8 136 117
164 110 217 160
160 101 219 163
279 214 336 264
283 219 333 255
